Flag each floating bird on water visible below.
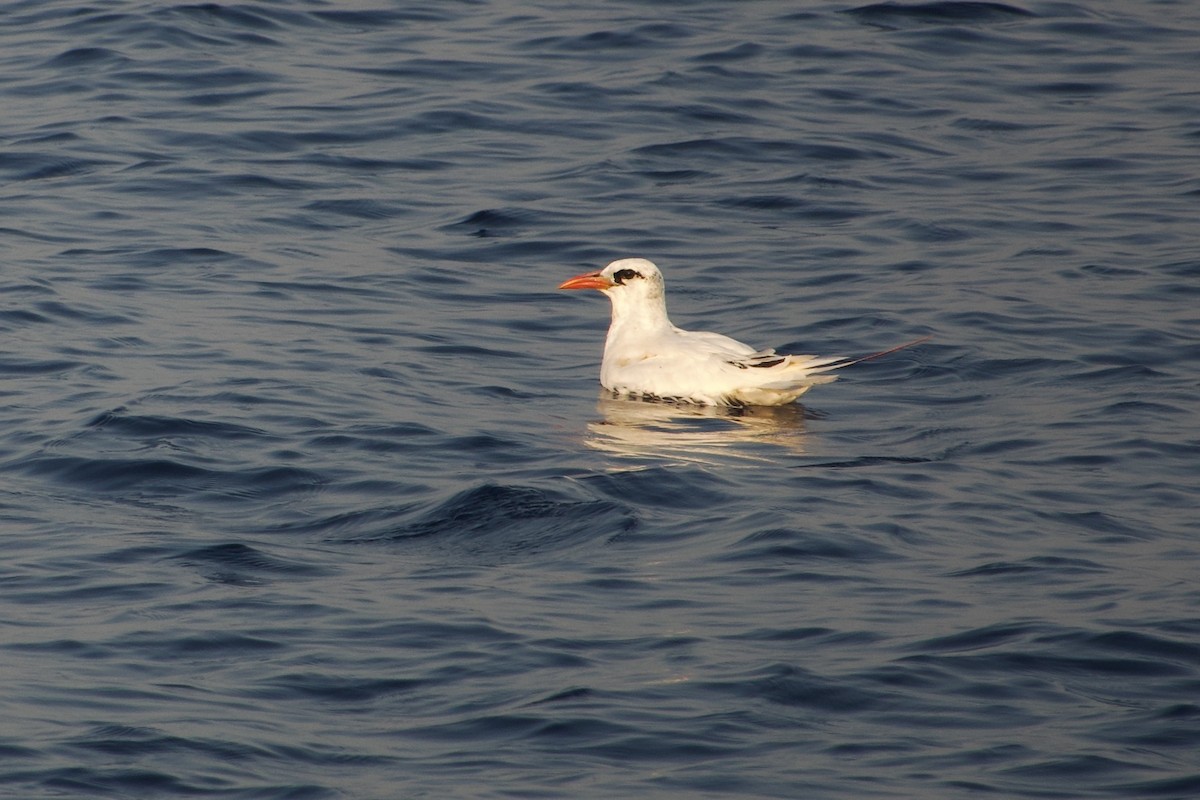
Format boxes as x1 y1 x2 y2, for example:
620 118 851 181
559 258 928 406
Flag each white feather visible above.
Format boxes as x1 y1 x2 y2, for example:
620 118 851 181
561 258 855 406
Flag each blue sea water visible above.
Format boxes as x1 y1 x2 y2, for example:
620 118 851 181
1 1 1199 797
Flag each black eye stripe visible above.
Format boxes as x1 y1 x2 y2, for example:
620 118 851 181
613 268 641 284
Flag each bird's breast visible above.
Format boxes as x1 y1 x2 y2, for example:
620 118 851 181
613 353 653 367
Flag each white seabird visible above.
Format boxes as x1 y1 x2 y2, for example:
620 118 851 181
559 257 926 406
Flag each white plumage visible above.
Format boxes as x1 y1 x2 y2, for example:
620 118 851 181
559 258 923 407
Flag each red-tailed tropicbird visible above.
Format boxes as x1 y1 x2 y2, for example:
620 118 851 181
559 258 928 406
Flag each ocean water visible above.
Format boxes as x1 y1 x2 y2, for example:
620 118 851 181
2 1 1198 797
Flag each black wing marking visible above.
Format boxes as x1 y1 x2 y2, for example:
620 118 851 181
728 350 786 370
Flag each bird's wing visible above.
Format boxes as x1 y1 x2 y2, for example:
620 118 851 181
673 327 759 359
727 350 848 371
727 349 787 369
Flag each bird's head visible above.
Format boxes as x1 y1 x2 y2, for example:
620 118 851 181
558 258 666 304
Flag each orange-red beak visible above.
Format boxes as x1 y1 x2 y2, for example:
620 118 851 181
558 270 614 291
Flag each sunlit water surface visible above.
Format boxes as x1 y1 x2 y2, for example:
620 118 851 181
1 2 1198 798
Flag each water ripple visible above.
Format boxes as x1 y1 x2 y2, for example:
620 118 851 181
2 0 1199 797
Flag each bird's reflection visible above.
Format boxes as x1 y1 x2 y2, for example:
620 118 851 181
585 394 817 463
